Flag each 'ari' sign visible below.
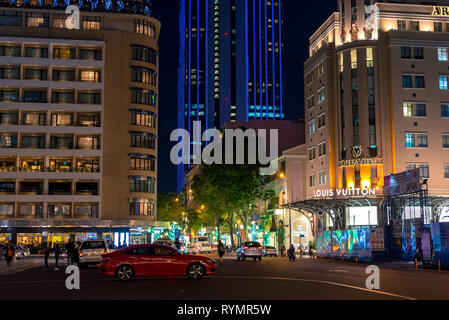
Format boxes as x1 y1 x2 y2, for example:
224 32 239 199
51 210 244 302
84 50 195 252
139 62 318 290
432 6 449 16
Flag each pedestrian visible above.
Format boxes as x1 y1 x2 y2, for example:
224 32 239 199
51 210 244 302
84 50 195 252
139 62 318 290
218 240 225 265
122 241 127 248
43 246 50 269
54 242 60 270
72 243 80 266
66 241 75 266
4 241 14 269
175 239 181 250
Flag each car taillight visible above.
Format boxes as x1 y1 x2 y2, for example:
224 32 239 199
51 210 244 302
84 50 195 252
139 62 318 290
102 255 112 263
259 247 263 250
79 251 83 257
244 246 248 249
104 251 107 255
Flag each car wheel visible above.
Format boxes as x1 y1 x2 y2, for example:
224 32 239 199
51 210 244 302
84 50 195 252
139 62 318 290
187 263 205 279
116 265 134 281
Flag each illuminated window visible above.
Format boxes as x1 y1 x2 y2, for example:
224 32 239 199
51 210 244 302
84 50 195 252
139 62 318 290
440 76 449 89
80 70 101 82
435 22 443 32
366 48 373 67
319 170 327 185
339 53 344 72
443 134 449 148
444 164 449 179
442 104 449 117
410 20 419 31
351 50 357 69
438 48 448 61
53 48 75 59
309 174 316 187
308 119 316 135
403 102 426 117
397 20 406 31
82 16 101 30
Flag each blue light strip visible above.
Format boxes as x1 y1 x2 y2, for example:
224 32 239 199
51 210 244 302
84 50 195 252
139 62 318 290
197 0 200 156
264 0 268 120
278 0 283 119
271 0 275 118
205 0 208 133
245 0 249 122
253 0 256 120
188 0 192 140
258 0 262 119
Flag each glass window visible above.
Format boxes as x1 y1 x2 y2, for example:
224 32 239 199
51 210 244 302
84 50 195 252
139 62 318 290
413 47 424 59
0 204 13 216
130 88 156 106
405 133 415 148
0 112 18 125
419 164 429 178
79 49 102 60
417 133 428 148
77 136 100 150
351 49 357 69
134 19 157 38
78 92 101 104
403 102 426 117
20 181 43 194
415 76 425 88
75 182 98 195
48 204 71 216
51 114 73 126
24 91 47 103
52 14 68 28
129 198 155 216
401 46 411 59
0 10 22 26
53 69 75 81
129 154 156 171
309 174 316 187
435 22 443 32
397 20 406 31
0 89 19 102
316 88 325 104
444 164 449 179
319 142 326 156
443 134 449 148
0 135 17 148
129 176 155 193
0 182 15 193
439 48 449 61
25 68 47 80
0 45 20 57
77 113 101 127
130 132 156 149
21 135 45 148
79 70 101 82
75 205 98 217
25 47 48 58
25 12 49 27
82 16 101 30
0 67 20 80
440 76 449 90
410 21 419 31
22 113 45 125
442 104 449 117
53 48 76 59
308 119 316 135
308 148 315 161
50 136 73 149
402 75 412 88
131 67 157 86
130 110 156 128
366 48 373 67
52 91 75 104
132 45 157 65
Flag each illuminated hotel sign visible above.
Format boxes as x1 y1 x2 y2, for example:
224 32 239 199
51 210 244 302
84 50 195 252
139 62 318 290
339 158 382 167
312 188 377 198
432 6 449 16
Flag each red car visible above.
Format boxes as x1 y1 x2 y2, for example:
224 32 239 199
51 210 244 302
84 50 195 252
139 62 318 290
98 244 217 281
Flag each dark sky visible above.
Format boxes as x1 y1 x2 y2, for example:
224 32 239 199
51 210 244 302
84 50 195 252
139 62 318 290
153 0 338 193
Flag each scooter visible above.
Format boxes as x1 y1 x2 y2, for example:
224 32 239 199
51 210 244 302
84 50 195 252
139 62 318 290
287 249 296 262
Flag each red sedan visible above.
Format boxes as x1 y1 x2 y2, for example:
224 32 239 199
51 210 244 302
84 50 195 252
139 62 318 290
98 244 217 281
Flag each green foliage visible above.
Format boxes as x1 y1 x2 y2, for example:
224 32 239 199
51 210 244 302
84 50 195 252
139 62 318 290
157 193 185 224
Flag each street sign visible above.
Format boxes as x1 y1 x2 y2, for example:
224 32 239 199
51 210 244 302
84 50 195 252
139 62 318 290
384 169 422 197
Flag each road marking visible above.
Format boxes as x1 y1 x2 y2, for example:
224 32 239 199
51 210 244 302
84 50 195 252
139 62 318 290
209 276 417 300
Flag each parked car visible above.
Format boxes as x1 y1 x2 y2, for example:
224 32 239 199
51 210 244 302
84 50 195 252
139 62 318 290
263 246 278 257
98 244 217 281
153 239 176 248
78 240 110 267
237 241 263 261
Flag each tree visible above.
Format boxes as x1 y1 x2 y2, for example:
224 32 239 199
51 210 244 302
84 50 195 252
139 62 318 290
157 193 185 224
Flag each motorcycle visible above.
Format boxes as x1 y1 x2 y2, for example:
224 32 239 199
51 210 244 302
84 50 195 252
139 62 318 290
287 249 296 262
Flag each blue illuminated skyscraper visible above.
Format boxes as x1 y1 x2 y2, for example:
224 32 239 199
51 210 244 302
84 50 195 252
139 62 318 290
177 0 284 191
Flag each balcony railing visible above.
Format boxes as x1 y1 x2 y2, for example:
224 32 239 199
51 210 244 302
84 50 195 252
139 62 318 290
0 166 99 173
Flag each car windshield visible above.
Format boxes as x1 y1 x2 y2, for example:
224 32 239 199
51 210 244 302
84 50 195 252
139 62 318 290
245 242 261 247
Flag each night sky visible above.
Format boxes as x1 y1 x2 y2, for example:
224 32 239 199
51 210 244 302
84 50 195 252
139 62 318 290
153 0 338 193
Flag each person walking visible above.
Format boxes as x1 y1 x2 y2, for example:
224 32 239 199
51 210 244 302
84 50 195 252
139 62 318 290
72 243 80 266
54 242 60 270
43 246 50 269
66 241 75 266
4 241 14 269
218 241 225 265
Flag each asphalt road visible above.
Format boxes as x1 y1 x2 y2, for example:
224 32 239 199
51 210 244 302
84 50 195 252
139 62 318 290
1 255 449 300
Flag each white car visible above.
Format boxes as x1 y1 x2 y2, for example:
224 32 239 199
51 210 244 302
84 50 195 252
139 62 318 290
78 240 110 267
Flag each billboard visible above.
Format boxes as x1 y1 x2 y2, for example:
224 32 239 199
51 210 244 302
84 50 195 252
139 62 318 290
384 169 422 197
317 227 372 259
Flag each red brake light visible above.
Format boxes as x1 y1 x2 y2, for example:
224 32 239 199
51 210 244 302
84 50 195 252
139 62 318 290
79 252 83 257
259 247 263 249
244 246 248 249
